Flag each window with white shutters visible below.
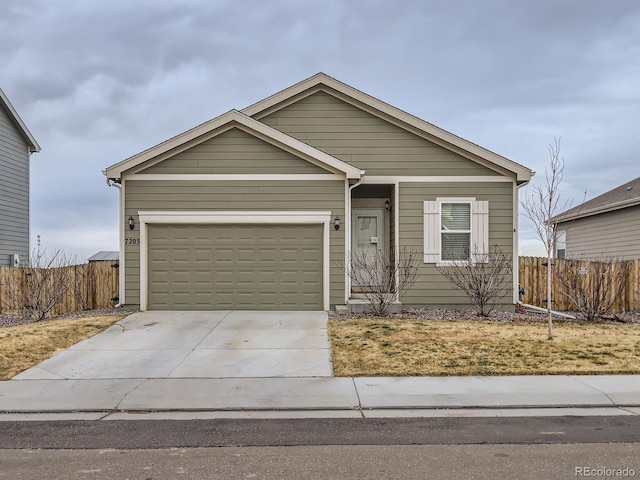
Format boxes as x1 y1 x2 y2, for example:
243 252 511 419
424 198 489 264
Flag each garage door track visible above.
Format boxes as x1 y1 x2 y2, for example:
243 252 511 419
14 311 332 380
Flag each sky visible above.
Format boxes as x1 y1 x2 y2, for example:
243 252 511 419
2 0 639 260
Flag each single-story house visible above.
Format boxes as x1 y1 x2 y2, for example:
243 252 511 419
104 73 533 312
0 88 41 267
551 176 640 260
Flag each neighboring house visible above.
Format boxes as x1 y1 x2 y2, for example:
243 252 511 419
550 176 640 260
104 73 533 312
0 88 41 267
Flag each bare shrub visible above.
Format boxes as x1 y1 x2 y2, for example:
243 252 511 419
436 245 513 317
556 258 631 321
339 247 420 315
3 249 72 321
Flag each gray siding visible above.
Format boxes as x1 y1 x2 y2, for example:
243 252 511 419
124 180 346 307
0 105 30 266
260 91 503 177
140 127 329 175
561 205 640 260
398 182 514 308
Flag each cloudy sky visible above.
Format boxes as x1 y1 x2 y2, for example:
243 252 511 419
2 0 639 260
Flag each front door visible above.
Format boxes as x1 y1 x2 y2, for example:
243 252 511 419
351 209 385 290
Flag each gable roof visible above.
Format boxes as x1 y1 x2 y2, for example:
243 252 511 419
105 73 533 184
0 88 41 153
104 109 363 181
551 176 640 224
242 73 533 185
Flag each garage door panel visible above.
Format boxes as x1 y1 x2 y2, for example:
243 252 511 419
148 223 323 310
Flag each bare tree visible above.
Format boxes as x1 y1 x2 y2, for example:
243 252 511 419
339 247 420 315
3 248 72 321
436 244 513 317
556 258 630 321
520 138 570 339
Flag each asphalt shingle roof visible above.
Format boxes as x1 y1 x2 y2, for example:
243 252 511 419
551 176 640 223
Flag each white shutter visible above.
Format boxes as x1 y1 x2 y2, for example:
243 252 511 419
471 200 489 263
423 201 440 263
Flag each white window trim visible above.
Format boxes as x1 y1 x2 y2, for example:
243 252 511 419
137 211 332 311
439 199 473 264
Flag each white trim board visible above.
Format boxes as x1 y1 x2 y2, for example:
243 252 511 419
126 174 514 183
128 174 345 181
361 176 514 184
138 211 332 311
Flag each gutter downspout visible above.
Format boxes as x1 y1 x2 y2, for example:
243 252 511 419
106 175 123 307
346 171 366 301
519 302 576 319
514 178 532 305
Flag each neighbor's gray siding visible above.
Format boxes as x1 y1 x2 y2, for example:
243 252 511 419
399 182 514 308
560 205 640 260
0 105 30 266
123 179 346 307
259 91 503 177
139 127 329 175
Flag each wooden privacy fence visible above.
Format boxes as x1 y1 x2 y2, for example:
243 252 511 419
0 261 119 316
519 256 640 314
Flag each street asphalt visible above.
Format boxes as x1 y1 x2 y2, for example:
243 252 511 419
1 310 639 420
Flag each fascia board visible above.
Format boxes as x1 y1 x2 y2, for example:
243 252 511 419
242 114 362 179
242 73 533 183
104 109 361 180
0 88 41 153
105 110 244 179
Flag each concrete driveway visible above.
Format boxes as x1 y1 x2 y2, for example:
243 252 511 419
14 311 332 380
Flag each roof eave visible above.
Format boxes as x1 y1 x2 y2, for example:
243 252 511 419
0 88 41 153
104 109 362 181
551 197 640 224
242 73 534 181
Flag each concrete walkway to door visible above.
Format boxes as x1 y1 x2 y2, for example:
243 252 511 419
13 311 332 380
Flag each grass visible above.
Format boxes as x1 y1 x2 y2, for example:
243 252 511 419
328 317 640 376
2 314 638 380
0 316 125 380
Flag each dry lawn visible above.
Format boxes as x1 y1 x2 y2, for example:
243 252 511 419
329 317 640 376
0 316 124 380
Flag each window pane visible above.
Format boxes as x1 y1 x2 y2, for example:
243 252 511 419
442 233 470 260
441 203 470 231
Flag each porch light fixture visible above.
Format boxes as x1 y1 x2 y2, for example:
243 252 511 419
334 215 341 230
385 199 391 211
128 216 135 230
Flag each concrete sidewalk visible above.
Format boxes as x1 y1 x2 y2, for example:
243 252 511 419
1 375 639 420
2 311 639 420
